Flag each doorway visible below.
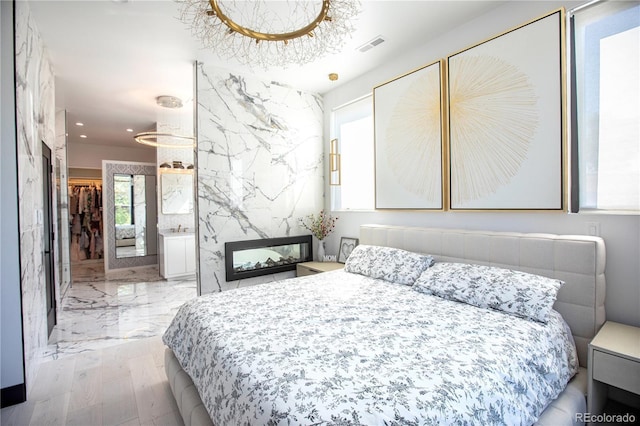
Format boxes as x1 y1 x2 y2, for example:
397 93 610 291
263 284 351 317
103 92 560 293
42 142 56 337
68 167 104 284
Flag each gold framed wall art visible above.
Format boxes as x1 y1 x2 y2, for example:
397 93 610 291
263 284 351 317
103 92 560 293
447 9 565 210
373 60 445 210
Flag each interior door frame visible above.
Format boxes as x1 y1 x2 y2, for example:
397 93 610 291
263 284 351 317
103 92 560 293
42 141 56 336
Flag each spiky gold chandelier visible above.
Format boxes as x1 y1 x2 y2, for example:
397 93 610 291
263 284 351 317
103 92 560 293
176 0 361 68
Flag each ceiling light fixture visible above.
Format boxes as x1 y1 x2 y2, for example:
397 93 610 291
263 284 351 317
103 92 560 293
176 0 361 68
156 95 184 109
134 132 195 149
75 122 84 126
80 134 87 138
126 128 133 132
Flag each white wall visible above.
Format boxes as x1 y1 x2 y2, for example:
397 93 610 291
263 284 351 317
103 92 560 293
322 0 640 327
1 0 26 401
67 141 156 169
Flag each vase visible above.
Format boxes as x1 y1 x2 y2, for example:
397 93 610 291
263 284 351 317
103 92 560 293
317 240 326 261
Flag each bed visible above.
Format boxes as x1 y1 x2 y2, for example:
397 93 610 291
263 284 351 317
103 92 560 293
163 225 606 425
115 224 136 247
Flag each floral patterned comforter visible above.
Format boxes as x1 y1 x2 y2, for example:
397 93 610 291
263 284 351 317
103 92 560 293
163 270 578 426
115 224 135 240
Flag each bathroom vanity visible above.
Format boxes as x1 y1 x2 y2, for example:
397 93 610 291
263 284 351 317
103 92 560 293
159 232 196 279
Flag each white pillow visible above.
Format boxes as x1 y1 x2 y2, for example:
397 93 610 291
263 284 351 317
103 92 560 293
344 245 434 285
413 262 563 323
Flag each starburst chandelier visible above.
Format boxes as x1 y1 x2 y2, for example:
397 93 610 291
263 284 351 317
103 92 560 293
176 0 361 68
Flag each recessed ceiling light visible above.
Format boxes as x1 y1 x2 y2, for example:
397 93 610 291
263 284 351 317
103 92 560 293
75 122 84 126
80 135 87 138
126 128 133 132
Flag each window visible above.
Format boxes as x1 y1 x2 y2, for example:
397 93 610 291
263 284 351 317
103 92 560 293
330 95 375 210
572 1 640 212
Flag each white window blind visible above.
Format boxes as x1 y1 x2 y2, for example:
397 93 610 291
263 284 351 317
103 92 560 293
572 1 640 212
330 95 374 210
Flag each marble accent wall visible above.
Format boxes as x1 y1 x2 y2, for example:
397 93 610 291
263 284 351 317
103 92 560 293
14 1 57 389
55 110 71 298
196 65 324 293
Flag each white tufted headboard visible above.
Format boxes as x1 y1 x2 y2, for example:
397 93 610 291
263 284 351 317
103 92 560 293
360 224 606 368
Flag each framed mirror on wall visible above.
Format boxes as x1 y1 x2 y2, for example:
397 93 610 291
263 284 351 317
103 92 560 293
161 171 194 215
103 160 158 272
114 173 149 259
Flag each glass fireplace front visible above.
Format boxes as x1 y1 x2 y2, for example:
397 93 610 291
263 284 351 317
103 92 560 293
224 235 312 281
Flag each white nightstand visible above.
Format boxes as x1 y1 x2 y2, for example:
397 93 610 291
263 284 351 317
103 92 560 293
296 261 344 277
587 321 640 415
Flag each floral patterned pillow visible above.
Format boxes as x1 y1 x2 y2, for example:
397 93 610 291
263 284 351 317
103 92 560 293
413 262 564 323
344 245 434 285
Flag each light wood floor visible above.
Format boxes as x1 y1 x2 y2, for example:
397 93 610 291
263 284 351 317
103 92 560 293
1 336 184 426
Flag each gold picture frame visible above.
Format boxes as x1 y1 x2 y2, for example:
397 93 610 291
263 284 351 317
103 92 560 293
447 9 566 211
373 60 446 210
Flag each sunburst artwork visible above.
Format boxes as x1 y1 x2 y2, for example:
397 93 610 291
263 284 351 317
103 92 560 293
374 60 443 209
448 9 565 210
449 55 539 205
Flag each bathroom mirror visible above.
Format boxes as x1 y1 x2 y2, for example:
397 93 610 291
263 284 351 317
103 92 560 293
114 173 157 258
161 172 194 214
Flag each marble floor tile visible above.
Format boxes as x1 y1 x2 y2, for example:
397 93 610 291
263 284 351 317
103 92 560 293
3 262 192 424
70 261 165 284
44 262 197 360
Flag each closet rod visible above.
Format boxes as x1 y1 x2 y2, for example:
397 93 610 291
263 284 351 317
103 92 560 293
68 178 102 186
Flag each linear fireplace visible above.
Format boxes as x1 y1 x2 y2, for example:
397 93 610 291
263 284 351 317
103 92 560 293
224 235 313 281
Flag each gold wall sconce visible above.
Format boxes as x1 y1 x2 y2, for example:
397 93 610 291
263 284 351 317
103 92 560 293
329 138 341 186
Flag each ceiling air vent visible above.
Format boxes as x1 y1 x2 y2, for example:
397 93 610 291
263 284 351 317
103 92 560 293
357 35 386 53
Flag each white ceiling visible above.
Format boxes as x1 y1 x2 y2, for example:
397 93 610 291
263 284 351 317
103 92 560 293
28 0 506 149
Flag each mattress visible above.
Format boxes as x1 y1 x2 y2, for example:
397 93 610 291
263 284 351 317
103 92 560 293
163 269 579 425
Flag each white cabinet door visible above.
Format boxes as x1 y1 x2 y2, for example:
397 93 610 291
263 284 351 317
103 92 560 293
166 238 188 277
160 234 196 279
185 237 196 275
159 234 167 277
